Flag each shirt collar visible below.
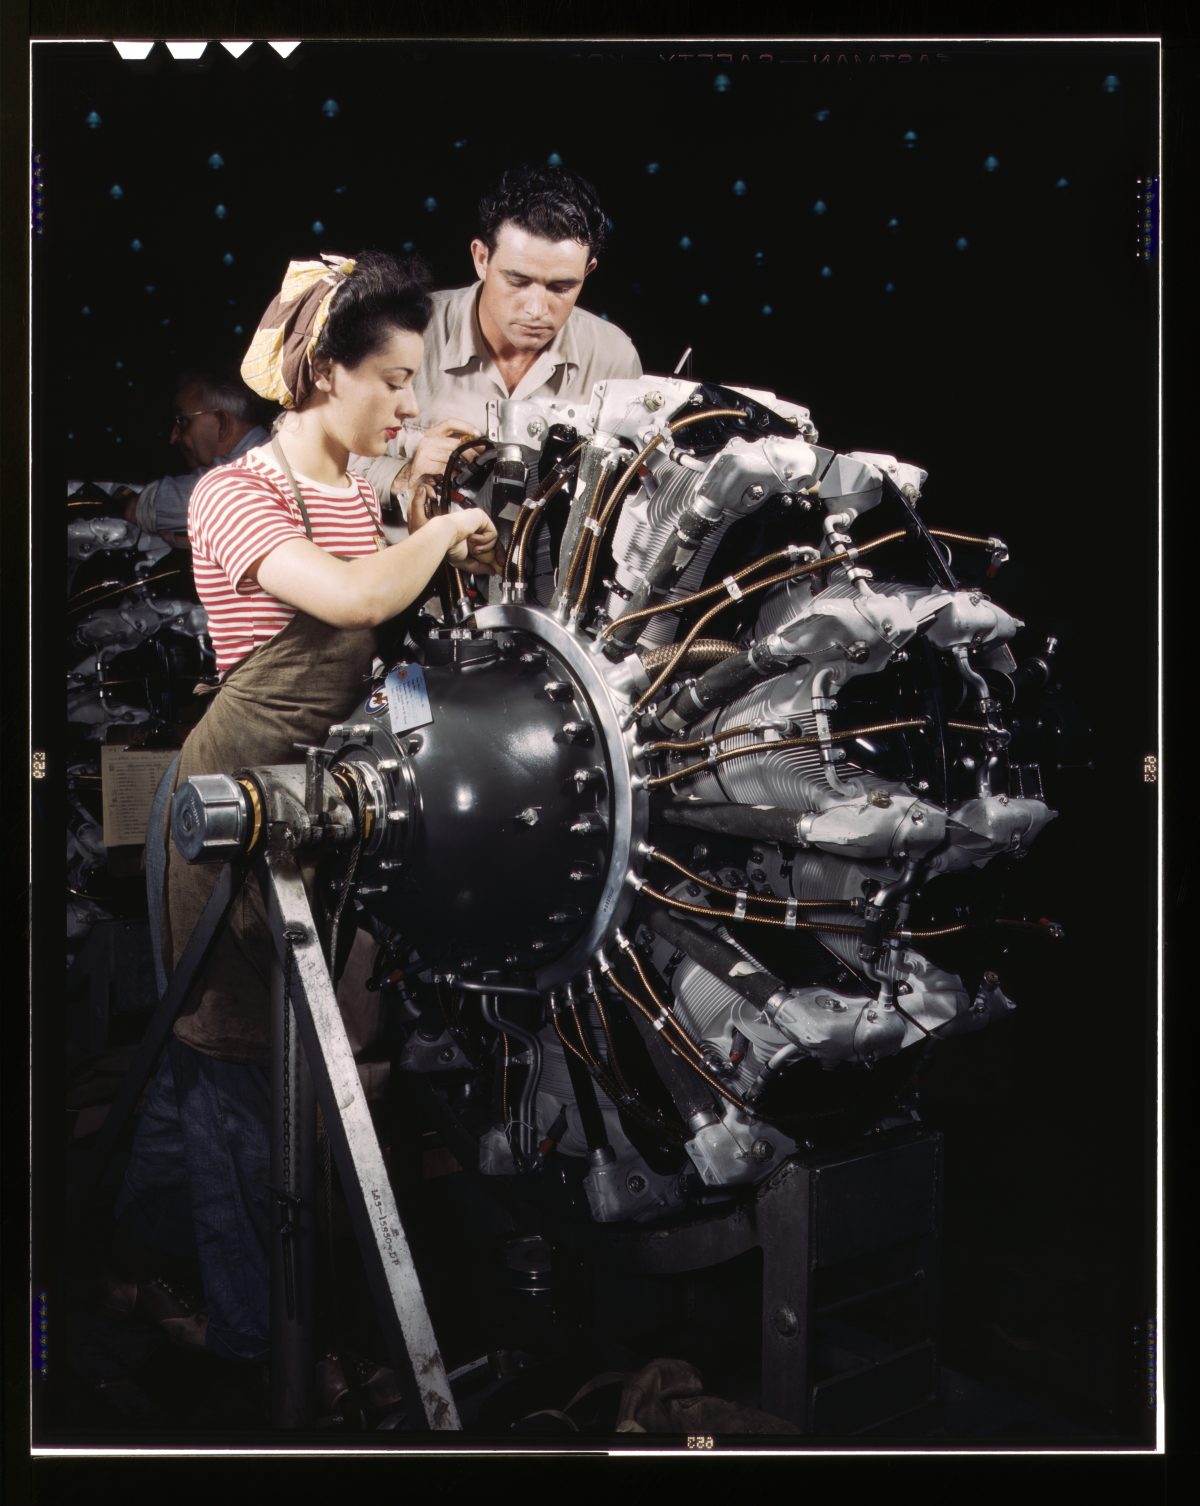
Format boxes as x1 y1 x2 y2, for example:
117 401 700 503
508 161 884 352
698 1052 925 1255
443 282 580 375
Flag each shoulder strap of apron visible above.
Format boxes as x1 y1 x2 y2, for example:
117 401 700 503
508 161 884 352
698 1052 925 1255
271 437 385 548
146 749 181 996
271 437 316 542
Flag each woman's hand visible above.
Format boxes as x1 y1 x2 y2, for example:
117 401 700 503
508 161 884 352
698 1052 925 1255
445 506 502 574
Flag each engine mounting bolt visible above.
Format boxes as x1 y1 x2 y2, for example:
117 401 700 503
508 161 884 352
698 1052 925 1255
749 869 767 883
387 808 406 823
439 1046 455 1062
687 884 702 897
378 758 399 771
642 390 665 411
868 789 893 808
516 807 540 826
626 1173 647 1195
866 1010 879 1023
404 735 423 755
983 970 1000 986
915 780 930 792
544 680 573 700
772 1307 799 1339
750 850 765 865
527 418 547 439
751 1139 774 1162
748 484 765 500
910 809 925 823
846 640 871 663
519 650 546 666
692 845 709 861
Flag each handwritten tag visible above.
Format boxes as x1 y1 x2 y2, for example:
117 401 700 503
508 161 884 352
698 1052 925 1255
385 663 433 736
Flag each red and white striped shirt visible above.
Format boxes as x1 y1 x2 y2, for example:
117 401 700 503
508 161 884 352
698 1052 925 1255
190 444 383 675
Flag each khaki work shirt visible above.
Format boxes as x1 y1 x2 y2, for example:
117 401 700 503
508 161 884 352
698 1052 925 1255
351 282 641 508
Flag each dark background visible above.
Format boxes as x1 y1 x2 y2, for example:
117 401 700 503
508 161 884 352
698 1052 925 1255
27 36 1160 1455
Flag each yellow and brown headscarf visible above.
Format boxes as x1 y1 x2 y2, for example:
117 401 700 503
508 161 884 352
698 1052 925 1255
240 253 357 410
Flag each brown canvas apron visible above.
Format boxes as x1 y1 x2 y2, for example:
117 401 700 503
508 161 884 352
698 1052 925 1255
167 446 381 1062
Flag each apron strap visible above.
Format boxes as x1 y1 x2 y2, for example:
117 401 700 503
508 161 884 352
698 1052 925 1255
271 436 316 542
271 436 385 549
146 749 181 997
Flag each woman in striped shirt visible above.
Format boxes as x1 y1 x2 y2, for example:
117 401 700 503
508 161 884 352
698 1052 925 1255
114 252 497 1375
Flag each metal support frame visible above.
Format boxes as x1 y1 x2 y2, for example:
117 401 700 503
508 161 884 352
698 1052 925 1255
259 849 462 1431
560 1126 942 1433
269 961 318 1429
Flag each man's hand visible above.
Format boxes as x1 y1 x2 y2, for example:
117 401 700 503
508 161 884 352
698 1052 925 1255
395 417 486 532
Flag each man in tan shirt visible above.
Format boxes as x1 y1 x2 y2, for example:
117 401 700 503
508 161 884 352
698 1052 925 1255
353 164 641 520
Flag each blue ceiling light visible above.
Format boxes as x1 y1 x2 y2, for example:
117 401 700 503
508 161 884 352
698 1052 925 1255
761 305 773 316
334 185 348 194
130 238 143 251
814 108 831 122
423 197 437 212
1056 177 1070 188
85 111 102 129
698 293 711 305
214 203 227 219
144 284 155 294
312 220 325 235
208 152 224 170
646 162 660 175
983 154 1000 172
222 252 235 265
547 151 562 166
81 306 90 315
955 236 970 251
321 98 340 118
820 265 832 278
714 73 731 93
1103 75 1120 93
885 282 896 293
678 235 692 250
234 324 244 335
109 184 123 199
813 199 827 215
454 139 468 150
754 250 765 265
903 130 918 147
887 217 900 229
732 180 748 196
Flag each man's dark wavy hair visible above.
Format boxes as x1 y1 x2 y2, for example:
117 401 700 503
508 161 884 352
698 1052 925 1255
478 164 609 260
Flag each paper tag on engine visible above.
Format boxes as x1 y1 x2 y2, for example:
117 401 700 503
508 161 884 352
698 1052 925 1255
385 663 433 735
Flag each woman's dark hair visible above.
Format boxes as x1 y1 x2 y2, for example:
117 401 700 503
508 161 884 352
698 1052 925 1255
478 164 608 260
314 249 433 368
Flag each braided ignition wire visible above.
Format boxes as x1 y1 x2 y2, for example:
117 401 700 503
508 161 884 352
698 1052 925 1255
572 408 751 613
630 532 909 716
642 717 931 789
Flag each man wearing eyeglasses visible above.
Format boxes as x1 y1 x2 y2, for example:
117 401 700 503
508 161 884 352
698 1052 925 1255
125 367 271 548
